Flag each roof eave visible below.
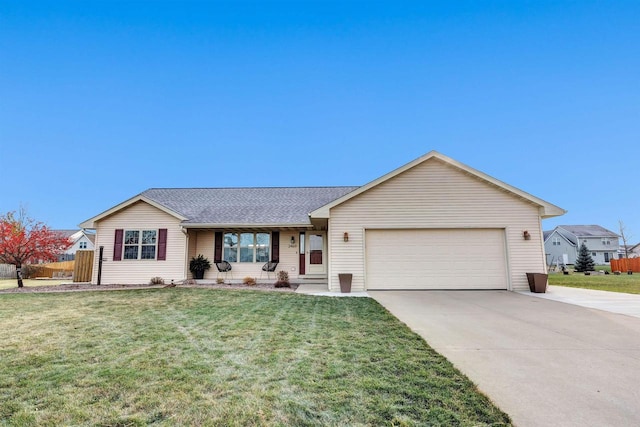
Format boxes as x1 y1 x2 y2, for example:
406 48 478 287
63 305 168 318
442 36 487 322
540 206 568 219
180 223 314 229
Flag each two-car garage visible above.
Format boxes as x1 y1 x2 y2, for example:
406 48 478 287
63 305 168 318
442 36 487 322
365 228 509 290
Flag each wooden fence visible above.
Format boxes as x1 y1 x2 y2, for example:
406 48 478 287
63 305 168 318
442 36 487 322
0 264 17 279
73 250 94 282
26 260 75 279
610 258 640 273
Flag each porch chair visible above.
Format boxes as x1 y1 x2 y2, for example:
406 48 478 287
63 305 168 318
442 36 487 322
215 260 233 280
260 261 278 280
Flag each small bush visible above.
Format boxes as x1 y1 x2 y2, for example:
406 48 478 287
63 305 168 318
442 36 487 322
243 276 257 286
277 270 289 282
150 277 165 285
216 277 224 284
274 270 290 288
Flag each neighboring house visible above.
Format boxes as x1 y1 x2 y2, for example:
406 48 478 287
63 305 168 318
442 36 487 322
544 225 620 266
54 229 96 261
618 243 640 259
80 151 565 292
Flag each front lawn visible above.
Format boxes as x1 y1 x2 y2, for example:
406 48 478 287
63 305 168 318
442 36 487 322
0 279 71 290
548 271 640 294
0 289 510 426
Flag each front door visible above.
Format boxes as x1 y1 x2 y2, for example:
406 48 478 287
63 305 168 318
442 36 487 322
306 232 327 275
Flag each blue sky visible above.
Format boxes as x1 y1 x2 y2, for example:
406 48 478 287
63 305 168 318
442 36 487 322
1 1 639 239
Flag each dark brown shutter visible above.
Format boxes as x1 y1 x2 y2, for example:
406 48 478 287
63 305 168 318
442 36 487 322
157 229 167 261
271 231 280 262
214 232 223 263
113 229 123 261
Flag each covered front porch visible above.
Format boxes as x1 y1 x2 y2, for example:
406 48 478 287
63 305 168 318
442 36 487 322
184 226 329 287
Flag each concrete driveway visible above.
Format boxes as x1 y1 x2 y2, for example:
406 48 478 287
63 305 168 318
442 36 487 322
370 290 640 427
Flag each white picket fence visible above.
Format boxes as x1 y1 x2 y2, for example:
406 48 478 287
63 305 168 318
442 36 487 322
0 264 17 279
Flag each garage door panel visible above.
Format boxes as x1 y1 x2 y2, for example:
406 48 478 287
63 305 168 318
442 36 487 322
366 229 507 290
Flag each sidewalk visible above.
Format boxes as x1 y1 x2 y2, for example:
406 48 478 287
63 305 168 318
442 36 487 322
520 285 640 318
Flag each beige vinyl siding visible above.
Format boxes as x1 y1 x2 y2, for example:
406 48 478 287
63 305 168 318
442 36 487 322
91 201 187 284
191 230 302 281
366 229 508 289
328 158 546 292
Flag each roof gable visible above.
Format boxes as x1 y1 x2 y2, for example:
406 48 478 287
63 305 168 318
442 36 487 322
544 229 577 246
79 195 187 229
310 151 565 219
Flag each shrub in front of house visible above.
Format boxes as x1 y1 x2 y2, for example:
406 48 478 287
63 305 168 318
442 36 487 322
274 270 290 288
150 276 165 285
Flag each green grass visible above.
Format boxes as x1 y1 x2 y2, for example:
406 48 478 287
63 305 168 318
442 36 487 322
0 279 71 290
549 271 640 294
0 289 510 426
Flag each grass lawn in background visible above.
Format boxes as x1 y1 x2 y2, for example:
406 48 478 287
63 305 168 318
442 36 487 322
0 279 71 290
0 288 510 426
548 271 640 294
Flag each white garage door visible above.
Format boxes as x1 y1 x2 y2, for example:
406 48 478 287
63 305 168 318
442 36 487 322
366 229 508 290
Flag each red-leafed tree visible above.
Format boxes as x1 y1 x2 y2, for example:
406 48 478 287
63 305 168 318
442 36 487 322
0 208 71 287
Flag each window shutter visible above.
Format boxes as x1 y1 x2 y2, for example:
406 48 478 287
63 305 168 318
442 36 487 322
113 229 123 261
271 231 280 262
214 232 223 263
157 229 167 261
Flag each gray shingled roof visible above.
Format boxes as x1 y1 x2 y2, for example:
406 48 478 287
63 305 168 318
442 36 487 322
558 225 620 238
141 187 359 226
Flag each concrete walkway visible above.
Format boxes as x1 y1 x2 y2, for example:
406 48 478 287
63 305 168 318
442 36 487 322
370 290 640 427
522 285 640 318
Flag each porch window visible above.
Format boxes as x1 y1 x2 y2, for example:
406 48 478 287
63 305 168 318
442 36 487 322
123 230 157 260
224 232 270 263
223 233 238 262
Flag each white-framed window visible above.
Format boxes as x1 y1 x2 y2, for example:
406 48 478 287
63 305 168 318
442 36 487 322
552 237 561 246
79 241 87 249
123 230 157 260
223 232 270 263
592 252 597 257
602 238 611 245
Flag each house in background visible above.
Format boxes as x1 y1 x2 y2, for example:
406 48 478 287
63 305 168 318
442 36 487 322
618 244 640 259
544 225 620 266
80 151 565 292
53 229 96 261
